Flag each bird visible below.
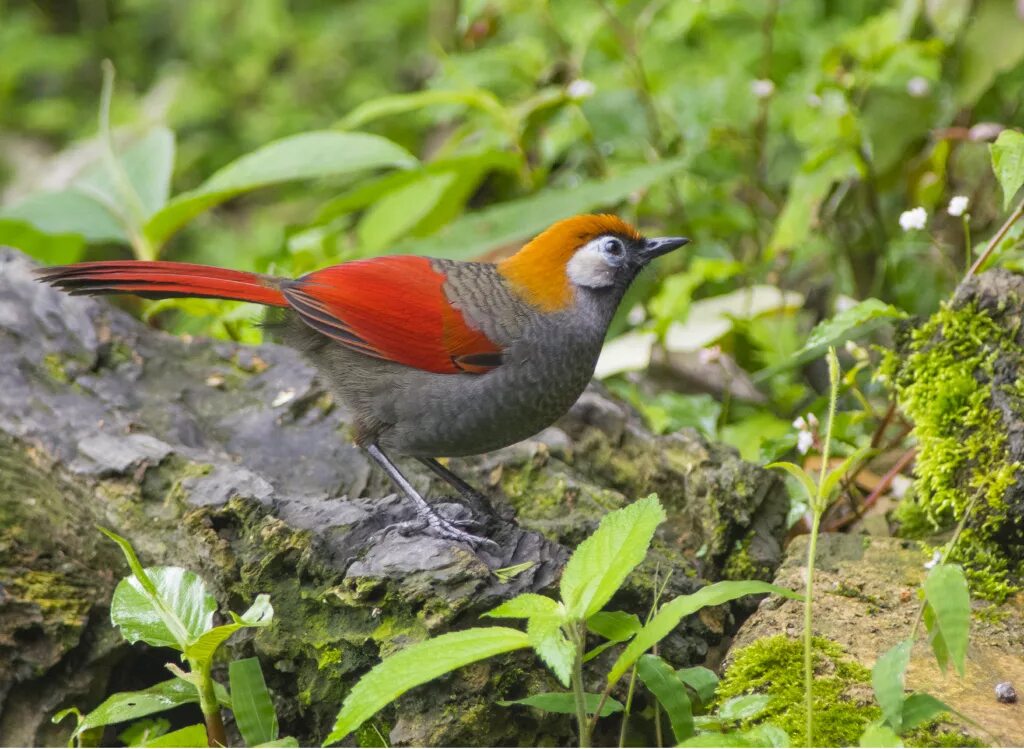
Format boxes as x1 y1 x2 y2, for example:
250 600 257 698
35 214 688 548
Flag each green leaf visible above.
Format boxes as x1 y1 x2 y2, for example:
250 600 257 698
587 611 642 642
743 723 790 747
820 446 876 501
184 594 273 662
608 581 800 685
76 127 176 219
118 717 170 746
110 567 216 650
395 158 689 260
497 692 623 717
337 88 512 132
324 627 530 745
69 678 201 739
229 657 278 746
801 300 907 359
900 693 952 732
921 564 970 676
1 188 126 243
140 724 208 748
483 593 560 620
859 721 904 747
678 731 754 747
676 666 719 708
991 130 1024 210
526 613 574 687
872 639 913 732
718 694 772 722
957 1 1024 106
560 495 666 619
766 462 818 505
636 654 695 742
924 0 971 41
0 218 86 264
143 131 417 248
357 170 458 252
253 738 300 748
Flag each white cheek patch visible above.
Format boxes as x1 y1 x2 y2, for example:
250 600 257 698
567 245 616 288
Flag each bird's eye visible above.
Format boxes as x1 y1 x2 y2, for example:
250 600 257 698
603 238 625 258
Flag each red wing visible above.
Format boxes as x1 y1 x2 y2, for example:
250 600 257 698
281 256 503 375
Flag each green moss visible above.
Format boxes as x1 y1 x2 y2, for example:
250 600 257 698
42 352 70 383
722 530 772 581
716 634 878 746
883 300 1024 601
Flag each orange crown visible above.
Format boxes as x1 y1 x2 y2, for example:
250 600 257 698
497 214 641 312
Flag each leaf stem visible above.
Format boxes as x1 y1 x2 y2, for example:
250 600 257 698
191 658 227 747
965 194 1024 279
804 347 840 748
571 622 592 748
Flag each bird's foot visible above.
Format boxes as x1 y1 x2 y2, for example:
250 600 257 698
374 502 498 551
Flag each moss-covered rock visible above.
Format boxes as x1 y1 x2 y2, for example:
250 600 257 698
883 269 1024 600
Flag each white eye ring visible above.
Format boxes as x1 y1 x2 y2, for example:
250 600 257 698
603 237 625 261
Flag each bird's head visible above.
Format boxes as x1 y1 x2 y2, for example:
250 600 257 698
497 214 689 312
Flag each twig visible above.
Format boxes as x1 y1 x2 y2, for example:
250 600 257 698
965 195 1024 279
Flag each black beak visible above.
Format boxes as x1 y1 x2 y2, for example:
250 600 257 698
640 236 689 261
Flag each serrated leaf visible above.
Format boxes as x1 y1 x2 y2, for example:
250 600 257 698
766 462 817 505
394 158 688 260
676 666 719 707
229 657 278 746
921 564 970 676
143 131 416 248
497 692 623 717
718 694 772 722
483 593 560 620
900 693 952 732
526 614 574 687
324 627 530 745
637 654 695 742
560 495 666 620
991 129 1024 210
184 594 273 662
110 567 216 650
872 639 913 732
608 581 800 685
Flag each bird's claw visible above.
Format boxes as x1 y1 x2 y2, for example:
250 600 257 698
370 506 499 552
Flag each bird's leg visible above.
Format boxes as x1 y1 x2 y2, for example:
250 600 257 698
367 443 495 549
416 457 497 515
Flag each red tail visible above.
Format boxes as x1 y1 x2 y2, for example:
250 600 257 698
34 260 288 307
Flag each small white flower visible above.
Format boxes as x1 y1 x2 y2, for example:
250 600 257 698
890 475 911 499
567 79 596 99
698 345 722 365
923 549 942 570
806 412 819 430
947 195 970 217
906 76 930 98
899 206 928 232
751 79 775 99
792 416 807 431
797 430 814 455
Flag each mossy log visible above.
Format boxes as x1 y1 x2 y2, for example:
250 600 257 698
0 248 787 746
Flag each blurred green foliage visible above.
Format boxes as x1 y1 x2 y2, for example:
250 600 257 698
3 0 1024 463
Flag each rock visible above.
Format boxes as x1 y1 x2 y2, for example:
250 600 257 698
729 533 1024 746
0 248 788 746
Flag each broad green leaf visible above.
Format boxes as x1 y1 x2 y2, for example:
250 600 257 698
991 130 1024 210
801 300 907 357
337 88 512 132
872 639 913 732
1 188 126 243
497 692 623 717
69 678 201 739
110 567 216 650
900 693 953 732
958 1 1024 106
924 0 971 41
718 694 772 722
608 581 800 685
859 721 904 747
637 654 695 742
742 723 790 747
229 657 278 746
587 611 642 642
140 724 208 748
766 462 817 505
678 731 754 747
357 170 458 252
395 158 688 260
118 716 170 746
526 614 574 687
922 604 949 672
820 446 876 501
676 666 719 707
76 127 176 219
0 219 86 265
253 739 300 748
484 593 560 620
143 131 417 248
921 565 970 676
185 594 273 662
560 495 666 619
324 627 530 745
